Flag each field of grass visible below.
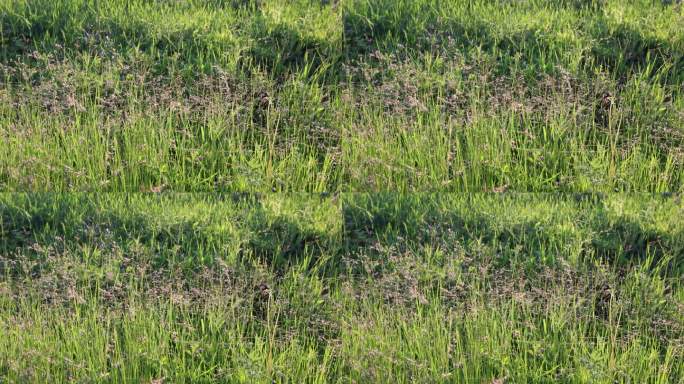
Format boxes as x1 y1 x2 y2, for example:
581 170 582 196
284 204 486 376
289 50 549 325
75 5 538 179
1 0 683 191
1 194 682 382
1 0 684 383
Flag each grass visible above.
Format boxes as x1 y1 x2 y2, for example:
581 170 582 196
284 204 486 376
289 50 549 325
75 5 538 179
1 0 683 382
0 0 682 192
0 193 683 382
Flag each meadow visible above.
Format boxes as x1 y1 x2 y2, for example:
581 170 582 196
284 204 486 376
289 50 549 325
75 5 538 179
1 0 683 382
0 193 683 382
1 0 683 191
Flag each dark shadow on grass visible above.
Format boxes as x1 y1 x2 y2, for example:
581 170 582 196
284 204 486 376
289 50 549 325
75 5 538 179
0 193 339 277
0 194 88 251
587 22 684 86
0 0 233 76
240 17 337 80
246 213 330 270
591 215 684 272
342 193 684 273
554 0 607 10
341 194 571 269
342 4 492 60
341 1 575 77
341 1 683 84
